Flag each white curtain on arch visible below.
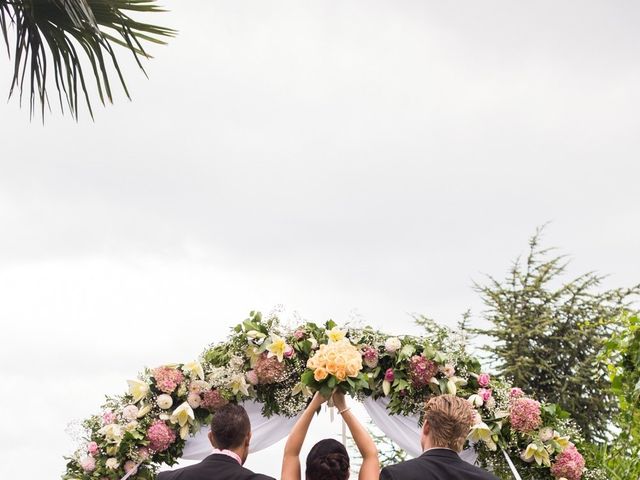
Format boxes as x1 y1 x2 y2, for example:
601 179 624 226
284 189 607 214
182 397 477 465
181 400 302 459
362 396 478 464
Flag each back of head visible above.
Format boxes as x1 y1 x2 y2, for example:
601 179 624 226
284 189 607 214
305 439 350 480
424 394 475 451
210 403 250 450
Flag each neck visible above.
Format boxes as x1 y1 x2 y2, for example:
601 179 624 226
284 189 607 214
422 437 457 453
213 446 245 464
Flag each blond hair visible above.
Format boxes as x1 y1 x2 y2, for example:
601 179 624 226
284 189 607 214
424 394 475 451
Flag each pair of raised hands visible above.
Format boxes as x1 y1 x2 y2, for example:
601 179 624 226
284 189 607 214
308 390 348 411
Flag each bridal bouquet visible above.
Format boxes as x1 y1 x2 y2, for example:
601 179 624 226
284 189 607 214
301 327 368 397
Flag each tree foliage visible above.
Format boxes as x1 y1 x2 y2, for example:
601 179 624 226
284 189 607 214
586 313 640 479
472 228 639 441
0 0 174 119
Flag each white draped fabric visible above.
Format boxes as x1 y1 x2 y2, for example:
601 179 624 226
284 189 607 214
182 400 302 458
182 397 477 466
362 397 478 464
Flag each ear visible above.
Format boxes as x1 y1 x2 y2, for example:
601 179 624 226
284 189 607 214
245 430 252 448
208 431 216 448
422 420 430 437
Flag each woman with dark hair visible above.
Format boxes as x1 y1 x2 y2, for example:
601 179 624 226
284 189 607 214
281 391 379 480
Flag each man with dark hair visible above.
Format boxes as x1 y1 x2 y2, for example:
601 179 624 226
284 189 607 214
379 395 499 480
157 403 275 480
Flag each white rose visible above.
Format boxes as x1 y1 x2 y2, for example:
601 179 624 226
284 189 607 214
385 337 402 353
309 337 318 350
122 405 139 422
106 458 119 470
156 394 174 410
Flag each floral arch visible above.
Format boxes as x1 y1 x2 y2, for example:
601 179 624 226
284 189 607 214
63 311 591 480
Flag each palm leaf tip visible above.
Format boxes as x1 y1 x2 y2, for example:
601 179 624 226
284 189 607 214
0 0 176 120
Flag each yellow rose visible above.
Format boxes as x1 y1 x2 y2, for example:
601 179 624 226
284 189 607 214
335 366 347 381
314 367 329 381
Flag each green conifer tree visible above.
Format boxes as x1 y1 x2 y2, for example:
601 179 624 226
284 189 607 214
473 228 639 441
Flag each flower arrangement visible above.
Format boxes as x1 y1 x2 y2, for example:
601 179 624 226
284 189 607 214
62 311 597 480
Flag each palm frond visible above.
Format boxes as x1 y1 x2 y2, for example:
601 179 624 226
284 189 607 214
0 0 175 119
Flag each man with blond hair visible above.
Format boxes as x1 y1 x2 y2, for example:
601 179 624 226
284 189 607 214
379 394 499 480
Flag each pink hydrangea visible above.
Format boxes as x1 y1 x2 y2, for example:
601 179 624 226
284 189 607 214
87 441 98 455
478 388 493 402
147 420 176 452
550 444 585 480
201 389 228 412
509 397 542 432
409 355 438 388
384 368 395 382
254 353 287 384
102 411 116 425
152 366 185 394
362 346 379 369
509 387 524 399
80 456 96 472
478 373 491 387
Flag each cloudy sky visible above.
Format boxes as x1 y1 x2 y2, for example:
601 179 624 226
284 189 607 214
1 0 639 478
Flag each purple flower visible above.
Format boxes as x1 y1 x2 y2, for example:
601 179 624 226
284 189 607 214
362 346 379 369
384 368 395 382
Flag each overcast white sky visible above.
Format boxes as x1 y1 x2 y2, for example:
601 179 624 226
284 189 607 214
1 0 639 478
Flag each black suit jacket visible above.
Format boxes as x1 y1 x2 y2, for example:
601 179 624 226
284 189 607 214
157 454 275 480
379 449 499 480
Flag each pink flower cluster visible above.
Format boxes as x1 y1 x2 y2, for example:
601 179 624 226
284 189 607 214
147 420 176 452
408 355 438 388
509 387 524 399
478 388 492 402
550 444 585 480
102 411 116 425
362 346 379 369
254 353 287 384
152 366 184 394
509 397 542 432
201 389 228 412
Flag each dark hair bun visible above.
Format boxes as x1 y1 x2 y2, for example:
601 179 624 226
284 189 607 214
307 452 349 480
306 439 350 480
